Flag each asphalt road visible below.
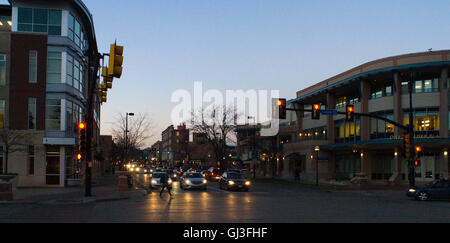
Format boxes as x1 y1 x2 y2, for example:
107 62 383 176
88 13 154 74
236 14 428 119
1 174 450 223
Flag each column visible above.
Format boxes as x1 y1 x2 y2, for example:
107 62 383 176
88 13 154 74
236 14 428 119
360 79 371 141
326 92 335 144
439 68 448 138
393 72 404 136
294 102 304 141
441 148 449 180
59 146 65 187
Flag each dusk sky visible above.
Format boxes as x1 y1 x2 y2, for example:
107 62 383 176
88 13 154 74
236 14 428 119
3 0 450 147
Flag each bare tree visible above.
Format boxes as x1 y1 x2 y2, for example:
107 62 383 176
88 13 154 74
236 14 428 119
110 113 155 165
190 105 239 169
0 128 30 175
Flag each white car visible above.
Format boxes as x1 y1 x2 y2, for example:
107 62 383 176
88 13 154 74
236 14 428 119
150 172 173 189
180 172 208 190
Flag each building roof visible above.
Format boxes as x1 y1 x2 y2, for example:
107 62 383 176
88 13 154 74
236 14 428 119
292 50 450 103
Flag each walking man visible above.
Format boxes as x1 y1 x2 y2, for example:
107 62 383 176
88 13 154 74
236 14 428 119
160 172 172 197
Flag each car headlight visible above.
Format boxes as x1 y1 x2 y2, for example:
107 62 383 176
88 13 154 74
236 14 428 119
150 169 153 172
174 174 177 177
151 179 157 184
228 181 235 185
168 179 172 184
203 179 207 184
409 188 416 193
130 168 134 172
245 181 251 186
144 169 147 173
185 180 191 185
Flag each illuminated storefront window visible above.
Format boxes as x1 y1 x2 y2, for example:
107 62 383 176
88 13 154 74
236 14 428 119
335 119 360 144
403 108 439 137
370 111 394 139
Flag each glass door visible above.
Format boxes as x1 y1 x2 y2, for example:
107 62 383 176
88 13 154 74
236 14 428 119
46 146 60 185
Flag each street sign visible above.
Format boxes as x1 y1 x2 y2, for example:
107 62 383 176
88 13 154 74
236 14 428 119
318 157 329 161
321 110 338 115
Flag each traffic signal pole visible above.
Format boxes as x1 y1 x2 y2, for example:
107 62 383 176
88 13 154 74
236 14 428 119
408 76 416 187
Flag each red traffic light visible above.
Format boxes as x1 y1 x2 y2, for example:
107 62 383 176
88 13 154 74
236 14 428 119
79 122 86 130
313 104 321 110
415 146 422 152
277 99 284 107
77 153 82 160
414 160 420 167
347 106 354 113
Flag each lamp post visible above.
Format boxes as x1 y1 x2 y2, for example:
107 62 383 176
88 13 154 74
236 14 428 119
125 112 134 169
315 146 320 186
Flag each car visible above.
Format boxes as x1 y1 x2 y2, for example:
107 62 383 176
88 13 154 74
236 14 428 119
150 172 173 189
407 179 450 201
219 172 251 191
137 167 152 174
207 168 222 182
180 172 208 190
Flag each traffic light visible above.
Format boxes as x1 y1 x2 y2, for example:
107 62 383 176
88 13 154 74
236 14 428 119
78 122 87 159
108 43 124 78
415 146 422 160
98 83 107 103
414 160 421 167
346 105 355 122
312 104 321 120
102 67 113 89
272 98 287 119
403 134 410 160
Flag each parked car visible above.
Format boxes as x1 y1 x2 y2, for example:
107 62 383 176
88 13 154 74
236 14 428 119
180 172 208 190
407 179 450 201
219 172 251 191
150 172 173 189
207 168 222 182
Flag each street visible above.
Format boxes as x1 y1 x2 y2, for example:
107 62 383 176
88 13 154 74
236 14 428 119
1 175 450 223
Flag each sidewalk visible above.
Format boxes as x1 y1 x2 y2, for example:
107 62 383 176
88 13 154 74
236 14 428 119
1 174 146 205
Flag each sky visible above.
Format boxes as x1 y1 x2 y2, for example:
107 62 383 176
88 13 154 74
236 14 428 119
2 0 450 147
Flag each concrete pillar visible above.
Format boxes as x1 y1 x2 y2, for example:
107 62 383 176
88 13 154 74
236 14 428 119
442 148 449 180
59 146 65 187
360 79 371 141
393 72 404 136
439 68 448 138
295 102 304 141
326 92 336 144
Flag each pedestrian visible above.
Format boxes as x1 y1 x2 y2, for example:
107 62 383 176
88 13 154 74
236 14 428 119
160 173 172 197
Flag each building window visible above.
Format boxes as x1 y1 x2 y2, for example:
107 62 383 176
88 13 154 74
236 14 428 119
28 145 35 175
28 98 37 130
29 51 38 83
17 8 61 35
66 100 73 133
370 111 394 139
68 14 85 49
46 146 60 185
403 108 439 137
46 99 61 131
335 119 360 143
66 53 84 92
336 97 347 109
0 100 5 129
0 146 3 174
0 54 5 86
47 52 61 84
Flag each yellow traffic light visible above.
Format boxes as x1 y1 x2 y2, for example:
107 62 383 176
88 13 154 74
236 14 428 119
108 43 124 78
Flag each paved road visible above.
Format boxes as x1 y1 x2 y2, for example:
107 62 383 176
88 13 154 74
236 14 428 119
1 175 449 223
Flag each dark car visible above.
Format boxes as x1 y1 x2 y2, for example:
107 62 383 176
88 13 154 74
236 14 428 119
406 179 450 201
207 168 222 182
219 172 251 191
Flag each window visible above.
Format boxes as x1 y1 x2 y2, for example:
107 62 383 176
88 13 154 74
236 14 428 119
66 100 73 133
403 108 439 137
370 111 394 139
0 100 5 129
17 8 61 35
47 52 61 83
46 99 61 131
0 54 5 86
28 98 37 130
66 54 84 92
28 145 35 175
68 14 85 49
29 51 38 83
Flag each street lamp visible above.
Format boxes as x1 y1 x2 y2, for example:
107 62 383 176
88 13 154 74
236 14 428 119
315 146 320 186
125 112 134 168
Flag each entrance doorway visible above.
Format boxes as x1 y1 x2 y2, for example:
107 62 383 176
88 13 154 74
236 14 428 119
46 146 60 185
